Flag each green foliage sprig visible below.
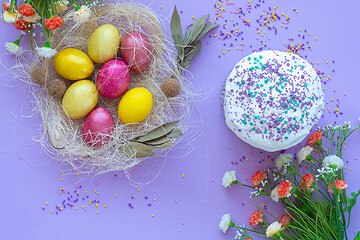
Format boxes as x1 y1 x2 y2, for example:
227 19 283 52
170 6 219 73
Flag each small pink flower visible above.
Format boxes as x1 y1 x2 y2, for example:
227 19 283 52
251 170 267 187
249 210 264 227
18 3 35 17
3 2 10 11
279 214 291 228
307 131 323 146
300 173 315 191
327 180 348 194
277 181 293 198
14 19 31 31
44 15 64 30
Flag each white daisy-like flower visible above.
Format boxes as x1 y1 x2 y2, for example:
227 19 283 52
296 146 313 164
23 13 41 23
2 11 17 23
271 188 279 202
266 221 282 237
322 155 344 170
74 5 92 23
275 153 293 170
219 213 231 233
5 41 23 56
222 170 237 188
36 42 57 58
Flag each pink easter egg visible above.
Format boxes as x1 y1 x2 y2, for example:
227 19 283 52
96 59 130 99
120 31 152 73
82 107 115 147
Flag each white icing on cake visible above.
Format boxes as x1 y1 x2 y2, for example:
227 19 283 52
223 50 324 152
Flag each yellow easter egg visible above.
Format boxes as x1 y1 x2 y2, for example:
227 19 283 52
118 87 153 124
54 48 94 81
88 24 121 64
62 80 99 119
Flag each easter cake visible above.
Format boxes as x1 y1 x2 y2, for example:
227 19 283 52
223 50 324 152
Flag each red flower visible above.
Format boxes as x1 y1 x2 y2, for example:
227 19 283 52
300 173 315 191
327 180 348 194
18 3 35 17
44 15 63 30
249 210 264 227
307 131 323 146
277 181 293 198
3 3 10 11
14 19 31 31
279 214 291 228
251 170 267 186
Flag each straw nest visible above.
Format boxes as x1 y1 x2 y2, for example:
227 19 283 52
25 2 192 176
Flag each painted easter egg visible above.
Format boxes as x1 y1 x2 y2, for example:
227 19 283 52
120 31 152 73
82 107 115 147
62 80 98 119
118 87 153 124
54 48 94 81
88 24 121 63
96 59 130 99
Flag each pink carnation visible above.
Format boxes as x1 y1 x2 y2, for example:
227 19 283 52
251 170 267 187
277 181 293 198
300 173 315 191
307 131 323 146
279 214 291 228
327 180 348 194
249 210 264 227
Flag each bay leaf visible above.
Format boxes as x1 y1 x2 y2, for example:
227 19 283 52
167 128 183 139
141 136 170 146
134 121 179 142
170 6 184 61
184 15 208 45
122 142 156 158
192 23 219 43
182 40 202 70
148 141 175 149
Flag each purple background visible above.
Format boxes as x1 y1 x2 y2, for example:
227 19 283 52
1 0 360 239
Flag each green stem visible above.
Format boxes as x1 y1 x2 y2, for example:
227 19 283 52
233 180 254 189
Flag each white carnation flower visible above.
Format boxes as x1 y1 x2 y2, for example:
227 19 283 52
296 146 313 164
24 13 41 23
323 155 344 170
5 41 22 56
222 170 237 188
271 188 279 202
219 213 231 233
74 5 92 23
275 153 293 170
36 42 57 58
2 11 17 23
266 221 282 237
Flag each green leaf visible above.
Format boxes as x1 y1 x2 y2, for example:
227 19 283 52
167 128 183 139
122 142 156 158
191 23 219 44
347 189 360 213
134 121 179 142
181 40 202 70
170 6 184 61
354 231 360 240
148 141 175 149
141 136 170 146
184 14 208 45
320 199 329 211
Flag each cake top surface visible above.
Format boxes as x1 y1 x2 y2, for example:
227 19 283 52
223 50 324 152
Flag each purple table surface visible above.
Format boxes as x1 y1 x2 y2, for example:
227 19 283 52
1 0 360 239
